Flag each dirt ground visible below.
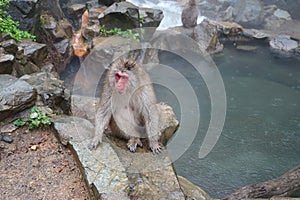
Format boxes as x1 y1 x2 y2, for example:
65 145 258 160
0 125 90 200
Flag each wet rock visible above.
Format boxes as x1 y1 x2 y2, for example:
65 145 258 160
12 61 41 78
67 4 86 18
0 54 14 74
18 40 48 66
178 176 209 200
1 124 18 133
193 19 224 54
52 115 129 198
52 115 94 145
99 0 125 7
1 135 14 144
98 1 140 31
274 9 291 20
82 24 101 40
0 75 37 121
157 102 179 145
269 34 298 52
233 0 264 28
1 39 18 54
8 0 38 31
20 72 70 114
40 14 73 42
139 7 164 39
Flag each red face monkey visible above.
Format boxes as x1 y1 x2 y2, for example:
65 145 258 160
88 58 162 153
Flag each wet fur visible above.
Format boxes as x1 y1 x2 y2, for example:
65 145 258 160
181 0 199 28
88 59 162 153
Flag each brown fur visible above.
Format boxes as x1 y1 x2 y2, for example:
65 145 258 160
88 58 162 153
181 0 199 28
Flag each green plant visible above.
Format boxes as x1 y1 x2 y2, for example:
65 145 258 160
100 25 140 40
13 107 52 130
0 0 35 41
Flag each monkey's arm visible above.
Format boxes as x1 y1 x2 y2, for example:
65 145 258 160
142 86 162 153
88 84 112 150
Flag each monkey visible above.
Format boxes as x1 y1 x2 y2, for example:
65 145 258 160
88 58 162 153
181 0 199 28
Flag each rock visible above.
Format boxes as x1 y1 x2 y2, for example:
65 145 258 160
139 7 164 39
193 19 224 54
8 0 38 31
67 4 86 18
178 176 210 200
1 135 14 144
98 1 140 31
0 75 37 121
20 72 70 114
18 40 48 66
52 115 94 145
274 9 291 20
99 0 125 7
1 39 18 54
269 34 298 52
157 102 179 145
82 24 101 40
0 54 14 74
1 124 18 133
233 0 264 27
52 115 129 198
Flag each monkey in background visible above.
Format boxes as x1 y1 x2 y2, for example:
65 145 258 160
88 58 162 153
181 0 199 28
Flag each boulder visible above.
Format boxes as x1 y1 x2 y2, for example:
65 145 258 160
233 0 264 27
99 0 125 7
98 1 140 31
20 72 70 114
0 54 14 74
1 39 18 54
18 40 48 66
269 34 299 52
0 75 37 121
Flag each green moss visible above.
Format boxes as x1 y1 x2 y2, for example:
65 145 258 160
0 0 36 41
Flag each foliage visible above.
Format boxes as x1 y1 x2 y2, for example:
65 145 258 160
13 107 52 130
100 25 140 40
0 0 35 41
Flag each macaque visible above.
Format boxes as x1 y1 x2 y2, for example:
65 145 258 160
88 58 162 153
181 0 199 28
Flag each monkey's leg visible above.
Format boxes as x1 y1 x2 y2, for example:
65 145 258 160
127 137 143 152
149 135 162 154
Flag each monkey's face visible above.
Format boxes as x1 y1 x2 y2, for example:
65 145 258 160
114 71 129 94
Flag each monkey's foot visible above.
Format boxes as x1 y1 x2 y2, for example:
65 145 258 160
88 137 102 150
127 138 143 152
150 143 162 154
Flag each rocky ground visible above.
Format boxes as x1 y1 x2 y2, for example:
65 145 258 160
0 124 90 200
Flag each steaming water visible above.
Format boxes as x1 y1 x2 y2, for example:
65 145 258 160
157 45 300 198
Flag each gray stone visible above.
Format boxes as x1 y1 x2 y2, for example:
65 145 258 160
0 54 14 74
67 4 86 17
99 0 125 7
52 115 129 198
233 0 264 27
178 176 209 200
20 72 70 114
0 75 37 121
18 40 48 66
1 39 18 54
98 1 140 31
274 9 291 20
269 34 298 52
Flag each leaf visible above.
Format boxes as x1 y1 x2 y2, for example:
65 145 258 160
13 118 27 127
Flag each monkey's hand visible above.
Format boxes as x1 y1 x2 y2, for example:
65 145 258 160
88 137 102 151
150 142 162 154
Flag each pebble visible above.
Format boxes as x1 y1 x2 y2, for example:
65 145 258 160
1 135 14 143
